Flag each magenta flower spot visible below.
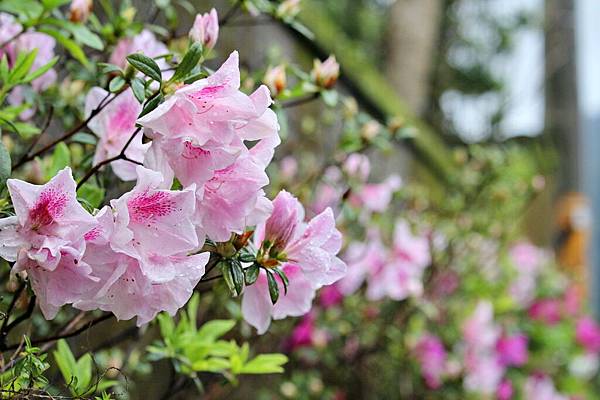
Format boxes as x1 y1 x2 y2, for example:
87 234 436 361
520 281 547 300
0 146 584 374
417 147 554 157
29 187 68 229
128 191 175 224
182 141 211 160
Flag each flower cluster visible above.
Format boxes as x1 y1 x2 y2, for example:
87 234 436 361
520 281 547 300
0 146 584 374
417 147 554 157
0 35 347 330
339 220 430 301
242 191 346 334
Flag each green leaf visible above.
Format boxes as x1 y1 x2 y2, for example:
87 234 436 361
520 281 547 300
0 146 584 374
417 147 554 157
266 270 279 304
186 293 200 330
75 353 92 393
0 137 10 190
244 263 259 285
2 121 41 139
220 260 236 296
41 0 71 10
9 49 38 83
197 320 235 342
70 132 97 145
21 56 59 84
77 183 105 208
126 53 162 82
39 28 89 66
46 142 70 180
171 42 203 82
98 63 122 75
0 0 44 18
238 354 288 374
130 77 146 103
109 76 126 93
66 24 104 50
53 340 78 389
138 94 163 118
191 357 230 372
230 259 245 296
273 268 289 295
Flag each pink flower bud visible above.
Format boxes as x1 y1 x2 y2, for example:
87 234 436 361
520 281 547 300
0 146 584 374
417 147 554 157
263 65 287 96
276 0 301 19
69 0 93 23
311 55 339 89
189 8 219 50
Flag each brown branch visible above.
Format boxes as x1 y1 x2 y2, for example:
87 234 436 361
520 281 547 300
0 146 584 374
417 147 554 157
76 127 143 189
3 313 113 351
12 90 123 171
219 0 244 26
280 92 320 108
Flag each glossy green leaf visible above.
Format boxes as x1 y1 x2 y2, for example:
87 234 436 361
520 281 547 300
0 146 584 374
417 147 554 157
171 42 203 82
244 263 260 285
0 137 10 190
266 270 279 304
126 53 162 82
130 77 146 103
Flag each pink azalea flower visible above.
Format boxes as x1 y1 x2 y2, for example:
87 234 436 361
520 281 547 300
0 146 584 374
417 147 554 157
284 312 317 352
75 167 208 325
348 176 401 213
462 301 505 395
138 51 280 241
495 333 528 367
85 87 148 181
110 29 171 79
189 9 219 50
575 317 600 353
367 221 430 301
138 51 278 146
528 298 562 325
242 191 346 334
0 168 97 318
496 379 514 400
319 284 344 308
414 334 447 389
342 153 370 182
338 232 387 297
523 375 568 400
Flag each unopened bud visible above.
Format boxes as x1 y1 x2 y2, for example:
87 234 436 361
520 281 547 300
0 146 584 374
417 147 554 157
189 9 219 50
311 55 339 89
263 65 286 96
276 0 301 19
69 0 93 23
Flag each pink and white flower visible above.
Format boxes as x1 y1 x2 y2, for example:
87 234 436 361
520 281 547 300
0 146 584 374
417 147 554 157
0 168 97 318
241 190 346 334
414 334 447 389
75 167 208 325
85 87 148 181
138 51 280 242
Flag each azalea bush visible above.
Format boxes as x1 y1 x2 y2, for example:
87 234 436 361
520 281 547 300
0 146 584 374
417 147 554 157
0 0 597 399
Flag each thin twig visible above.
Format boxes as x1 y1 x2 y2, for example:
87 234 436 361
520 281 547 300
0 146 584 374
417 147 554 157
0 283 26 351
76 127 143 189
12 90 123 170
4 313 113 351
280 93 320 108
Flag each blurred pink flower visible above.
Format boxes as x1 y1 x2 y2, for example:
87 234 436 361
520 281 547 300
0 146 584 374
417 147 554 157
285 312 318 352
523 375 568 400
495 333 528 367
496 379 514 400
110 29 171 79
189 9 219 50
576 317 600 353
342 153 370 182
414 334 447 389
319 284 344 308
311 55 339 89
528 298 562 325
